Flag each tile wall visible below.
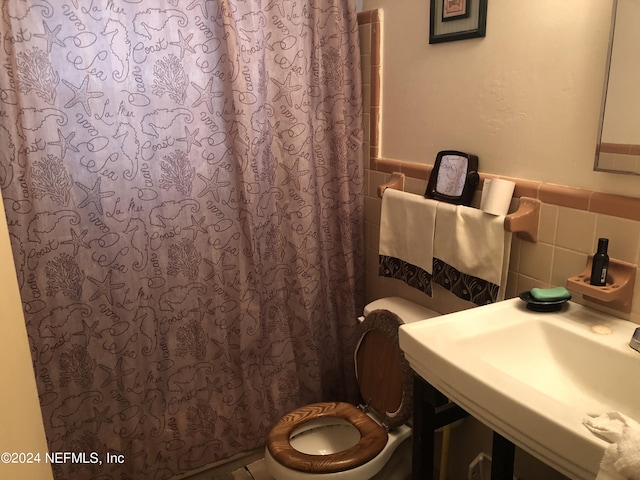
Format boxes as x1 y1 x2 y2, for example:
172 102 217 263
598 142 640 174
358 11 640 324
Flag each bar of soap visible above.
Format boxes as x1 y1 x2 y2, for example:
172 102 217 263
530 286 571 302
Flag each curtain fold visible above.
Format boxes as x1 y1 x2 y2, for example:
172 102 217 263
0 1 363 478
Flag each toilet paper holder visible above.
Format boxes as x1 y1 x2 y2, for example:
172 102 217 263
378 172 541 243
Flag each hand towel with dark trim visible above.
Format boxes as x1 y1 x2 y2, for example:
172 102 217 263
378 189 437 296
433 202 511 305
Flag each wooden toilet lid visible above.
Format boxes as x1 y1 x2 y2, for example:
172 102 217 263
355 309 413 430
266 401 388 473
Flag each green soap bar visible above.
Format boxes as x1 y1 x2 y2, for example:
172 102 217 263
530 286 571 301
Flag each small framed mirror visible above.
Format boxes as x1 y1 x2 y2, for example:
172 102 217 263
425 150 479 206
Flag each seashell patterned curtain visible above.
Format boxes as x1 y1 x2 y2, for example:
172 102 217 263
0 0 363 478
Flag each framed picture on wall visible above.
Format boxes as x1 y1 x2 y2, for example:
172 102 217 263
430 0 487 44
442 0 470 21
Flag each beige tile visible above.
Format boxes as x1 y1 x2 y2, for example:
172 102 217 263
370 69 381 107
367 170 386 198
515 273 547 293
366 220 380 250
599 152 640 173
615 155 640 172
518 241 554 283
365 274 401 305
596 152 640 173
426 285 477 314
363 141 371 169
369 106 380 150
555 207 597 253
404 177 427 196
537 203 558 245
360 53 372 86
363 113 370 143
594 214 640 264
596 152 620 170
365 155 640 318
401 162 431 182
365 245 379 275
358 24 372 54
509 237 522 272
362 83 371 114
364 167 370 194
551 248 588 289
364 194 382 225
505 271 520 299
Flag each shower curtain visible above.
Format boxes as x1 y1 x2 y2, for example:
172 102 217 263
0 1 363 478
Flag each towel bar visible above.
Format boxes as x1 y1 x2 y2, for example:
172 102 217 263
377 173 540 243
377 172 405 198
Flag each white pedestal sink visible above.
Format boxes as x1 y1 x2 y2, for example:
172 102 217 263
399 298 640 480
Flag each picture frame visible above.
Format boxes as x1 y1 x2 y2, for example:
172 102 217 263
430 0 487 44
442 0 469 21
424 150 479 206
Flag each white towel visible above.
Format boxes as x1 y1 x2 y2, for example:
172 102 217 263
584 412 640 480
433 202 511 304
379 189 438 293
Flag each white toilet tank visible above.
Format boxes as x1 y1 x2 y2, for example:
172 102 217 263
362 297 440 324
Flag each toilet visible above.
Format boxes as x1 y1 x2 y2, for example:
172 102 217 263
264 297 440 480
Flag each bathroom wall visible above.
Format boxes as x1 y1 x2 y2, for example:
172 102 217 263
358 3 639 478
0 195 53 480
360 0 640 197
364 161 640 324
0 4 633 478
359 1 640 325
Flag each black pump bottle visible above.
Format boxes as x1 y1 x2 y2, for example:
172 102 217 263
590 237 609 286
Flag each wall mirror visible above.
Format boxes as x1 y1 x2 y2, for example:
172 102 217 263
595 0 640 175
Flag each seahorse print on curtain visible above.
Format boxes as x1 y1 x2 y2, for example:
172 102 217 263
0 1 364 478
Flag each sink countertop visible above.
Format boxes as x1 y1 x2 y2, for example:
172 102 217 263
399 298 640 480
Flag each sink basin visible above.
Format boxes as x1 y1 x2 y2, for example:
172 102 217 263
399 298 640 480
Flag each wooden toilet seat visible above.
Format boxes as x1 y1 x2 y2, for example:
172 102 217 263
266 401 388 473
266 309 412 474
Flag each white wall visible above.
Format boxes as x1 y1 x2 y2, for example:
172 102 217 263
0 195 52 480
362 0 640 197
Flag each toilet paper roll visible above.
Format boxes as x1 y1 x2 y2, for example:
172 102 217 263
480 178 516 216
